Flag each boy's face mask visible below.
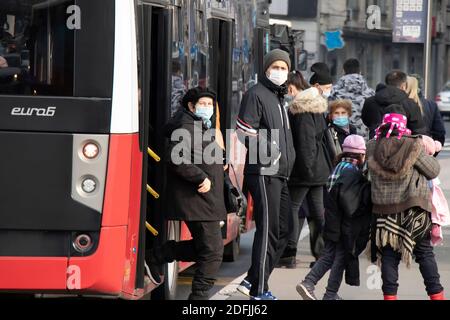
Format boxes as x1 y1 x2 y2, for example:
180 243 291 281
268 69 289 86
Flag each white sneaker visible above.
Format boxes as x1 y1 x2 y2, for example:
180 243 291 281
237 279 251 296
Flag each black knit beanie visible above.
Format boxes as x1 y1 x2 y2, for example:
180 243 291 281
309 62 332 85
182 87 216 110
263 49 291 72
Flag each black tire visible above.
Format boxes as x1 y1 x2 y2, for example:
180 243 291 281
151 221 180 300
223 233 240 262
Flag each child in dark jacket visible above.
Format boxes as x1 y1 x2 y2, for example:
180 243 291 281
296 135 372 300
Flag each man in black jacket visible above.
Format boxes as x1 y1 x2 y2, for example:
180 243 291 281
362 70 427 139
236 49 296 300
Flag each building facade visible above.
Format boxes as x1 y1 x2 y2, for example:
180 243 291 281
270 0 450 97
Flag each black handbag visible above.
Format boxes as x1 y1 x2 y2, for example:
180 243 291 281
325 125 342 161
223 164 247 217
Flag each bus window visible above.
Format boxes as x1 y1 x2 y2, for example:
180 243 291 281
0 0 75 96
171 7 187 117
231 21 242 127
208 18 232 131
190 1 207 89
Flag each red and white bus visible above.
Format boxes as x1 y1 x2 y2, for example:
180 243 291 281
0 0 269 299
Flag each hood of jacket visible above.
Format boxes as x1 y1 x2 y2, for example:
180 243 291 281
374 85 408 108
368 136 422 180
331 74 375 99
289 87 328 115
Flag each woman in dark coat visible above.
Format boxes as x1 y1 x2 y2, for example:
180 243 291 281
148 87 227 301
328 100 357 146
288 86 332 263
326 99 357 161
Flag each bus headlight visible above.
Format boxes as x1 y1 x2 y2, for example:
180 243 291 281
82 177 97 194
82 142 99 159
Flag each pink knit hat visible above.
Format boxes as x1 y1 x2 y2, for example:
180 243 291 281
375 113 411 140
342 135 366 154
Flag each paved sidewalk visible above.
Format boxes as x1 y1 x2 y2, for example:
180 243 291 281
211 232 450 301
211 155 450 301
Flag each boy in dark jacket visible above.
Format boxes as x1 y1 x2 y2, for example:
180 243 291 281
296 135 372 300
236 49 296 300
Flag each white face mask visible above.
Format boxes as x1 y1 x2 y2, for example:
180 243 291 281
322 90 331 99
268 69 288 86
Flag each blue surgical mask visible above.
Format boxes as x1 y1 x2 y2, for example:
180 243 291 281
195 106 214 128
333 116 349 127
284 95 294 105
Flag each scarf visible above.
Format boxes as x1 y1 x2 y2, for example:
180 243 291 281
373 207 432 267
327 158 359 192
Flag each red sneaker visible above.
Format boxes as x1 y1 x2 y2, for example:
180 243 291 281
429 291 445 300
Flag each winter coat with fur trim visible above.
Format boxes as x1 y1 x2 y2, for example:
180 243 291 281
367 136 440 215
288 93 332 186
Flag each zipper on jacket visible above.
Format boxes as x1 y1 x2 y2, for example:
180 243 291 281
277 104 284 128
283 105 290 130
278 103 291 177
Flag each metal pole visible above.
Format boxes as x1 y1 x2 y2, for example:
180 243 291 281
316 0 322 63
424 0 433 98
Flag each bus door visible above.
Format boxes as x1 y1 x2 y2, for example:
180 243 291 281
135 2 172 296
207 17 232 238
208 18 233 132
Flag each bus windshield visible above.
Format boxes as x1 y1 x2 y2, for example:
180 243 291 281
0 0 75 96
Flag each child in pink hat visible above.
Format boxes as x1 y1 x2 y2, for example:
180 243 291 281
297 135 372 300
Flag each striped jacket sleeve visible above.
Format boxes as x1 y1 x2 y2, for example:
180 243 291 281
236 91 261 137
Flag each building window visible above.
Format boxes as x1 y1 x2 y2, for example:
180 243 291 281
347 0 360 10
